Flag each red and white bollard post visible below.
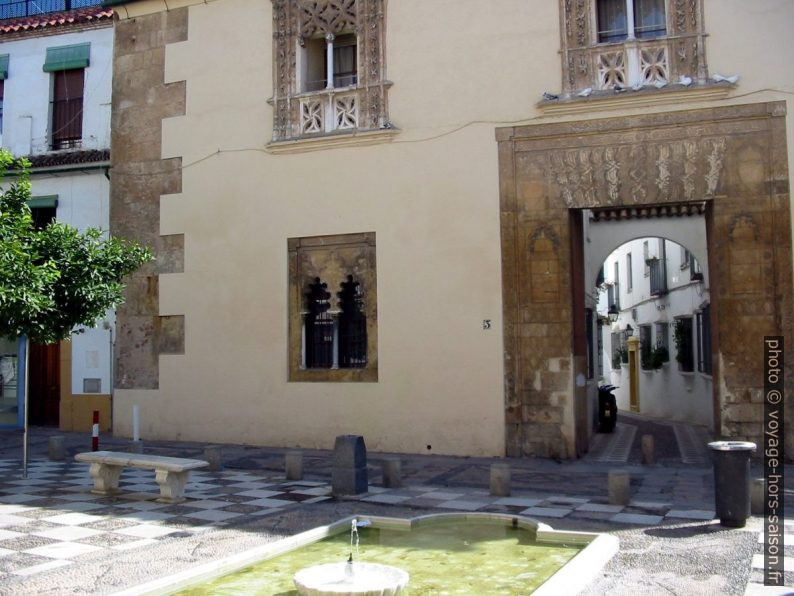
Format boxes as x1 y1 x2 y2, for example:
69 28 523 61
91 410 99 451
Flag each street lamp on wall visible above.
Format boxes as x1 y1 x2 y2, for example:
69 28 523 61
625 324 634 336
607 304 620 323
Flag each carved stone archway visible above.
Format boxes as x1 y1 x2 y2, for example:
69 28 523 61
497 102 792 459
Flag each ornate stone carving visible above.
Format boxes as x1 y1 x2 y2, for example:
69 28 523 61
575 0 587 46
546 137 727 207
675 0 687 31
628 145 647 201
300 98 324 133
298 0 356 39
656 144 672 197
334 94 357 129
728 213 760 241
705 138 726 198
270 0 389 141
598 52 626 89
528 223 561 253
640 47 668 84
559 0 706 94
682 140 698 200
604 147 621 203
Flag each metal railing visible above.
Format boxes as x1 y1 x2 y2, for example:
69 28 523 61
0 0 102 20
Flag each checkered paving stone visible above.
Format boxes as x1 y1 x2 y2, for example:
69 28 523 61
0 460 344 578
745 526 794 595
0 457 750 582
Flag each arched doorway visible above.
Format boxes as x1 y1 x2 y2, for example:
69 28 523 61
497 102 793 459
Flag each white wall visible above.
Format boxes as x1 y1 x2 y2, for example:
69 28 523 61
0 23 114 402
1 26 113 155
590 222 713 427
29 171 112 395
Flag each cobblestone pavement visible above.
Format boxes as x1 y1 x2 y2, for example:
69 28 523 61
0 426 790 594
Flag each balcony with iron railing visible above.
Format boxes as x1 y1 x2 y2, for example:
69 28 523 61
0 0 102 20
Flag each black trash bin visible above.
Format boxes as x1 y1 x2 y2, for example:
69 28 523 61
597 384 618 433
708 441 756 527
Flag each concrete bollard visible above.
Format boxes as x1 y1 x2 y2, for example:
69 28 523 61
48 436 65 461
381 456 402 488
128 441 144 454
608 470 630 505
490 462 511 497
641 434 655 465
751 477 765 515
285 450 303 480
204 445 223 471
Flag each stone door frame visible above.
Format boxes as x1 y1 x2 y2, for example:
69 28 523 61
497 102 792 459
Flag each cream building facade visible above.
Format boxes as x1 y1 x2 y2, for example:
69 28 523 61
107 0 794 459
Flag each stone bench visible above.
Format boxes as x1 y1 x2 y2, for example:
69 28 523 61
75 451 209 503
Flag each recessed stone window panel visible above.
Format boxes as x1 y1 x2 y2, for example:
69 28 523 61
288 232 377 382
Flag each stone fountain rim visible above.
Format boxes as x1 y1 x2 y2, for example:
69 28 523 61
116 511 617 596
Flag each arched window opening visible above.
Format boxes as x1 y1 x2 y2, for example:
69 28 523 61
338 275 367 368
304 277 334 368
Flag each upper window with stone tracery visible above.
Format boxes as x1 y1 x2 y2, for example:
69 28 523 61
270 0 390 142
558 0 707 97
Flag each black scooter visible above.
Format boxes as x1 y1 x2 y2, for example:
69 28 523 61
597 384 618 433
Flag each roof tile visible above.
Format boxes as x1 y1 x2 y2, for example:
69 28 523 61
0 6 113 35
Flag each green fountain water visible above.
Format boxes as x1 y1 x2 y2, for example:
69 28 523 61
179 519 581 595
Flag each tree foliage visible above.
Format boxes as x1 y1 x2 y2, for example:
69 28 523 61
0 150 153 344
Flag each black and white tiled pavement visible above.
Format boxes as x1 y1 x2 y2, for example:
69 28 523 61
0 456 726 581
744 518 794 595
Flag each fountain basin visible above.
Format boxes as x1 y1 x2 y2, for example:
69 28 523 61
118 513 618 595
294 561 409 595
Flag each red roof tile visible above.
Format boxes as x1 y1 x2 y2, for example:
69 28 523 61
27 149 110 168
0 6 113 35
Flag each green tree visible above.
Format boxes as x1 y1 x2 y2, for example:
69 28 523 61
0 150 152 475
0 151 152 343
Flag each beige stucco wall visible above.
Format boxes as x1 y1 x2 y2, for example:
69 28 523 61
112 0 793 457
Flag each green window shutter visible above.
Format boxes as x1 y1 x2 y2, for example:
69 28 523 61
0 55 9 79
43 43 90 73
27 195 58 209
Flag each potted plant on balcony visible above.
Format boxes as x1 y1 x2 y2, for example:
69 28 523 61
649 344 669 370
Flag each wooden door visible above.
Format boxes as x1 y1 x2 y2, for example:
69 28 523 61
28 343 60 426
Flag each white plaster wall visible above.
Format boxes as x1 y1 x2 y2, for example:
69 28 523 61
27 171 112 396
1 25 113 155
594 232 713 428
